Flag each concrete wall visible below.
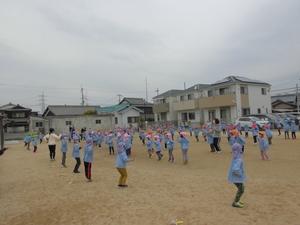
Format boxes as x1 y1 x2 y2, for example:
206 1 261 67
30 117 46 133
46 115 113 133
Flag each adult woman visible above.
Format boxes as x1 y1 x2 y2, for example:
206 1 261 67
212 118 222 152
44 128 61 161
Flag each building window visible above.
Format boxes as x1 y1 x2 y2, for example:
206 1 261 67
261 88 267 95
208 90 213 97
115 117 118 124
187 94 194 100
240 86 248 95
127 117 139 123
219 88 228 95
242 108 250 116
180 96 185 101
181 113 188 121
66 121 72 126
257 108 261 114
161 99 166 104
12 112 25 118
188 112 195 120
161 112 167 121
96 120 101 124
35 122 43 127
208 110 216 121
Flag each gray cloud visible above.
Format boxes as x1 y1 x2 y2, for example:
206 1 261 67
0 0 300 111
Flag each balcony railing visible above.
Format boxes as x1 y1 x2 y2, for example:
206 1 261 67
198 94 236 108
173 100 198 111
153 103 169 113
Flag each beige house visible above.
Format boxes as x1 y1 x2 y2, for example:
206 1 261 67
153 76 272 125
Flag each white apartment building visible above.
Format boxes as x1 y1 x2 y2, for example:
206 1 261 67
153 76 272 125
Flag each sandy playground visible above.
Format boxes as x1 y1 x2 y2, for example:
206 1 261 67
0 133 300 225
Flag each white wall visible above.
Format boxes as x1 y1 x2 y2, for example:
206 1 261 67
116 108 140 128
248 85 272 114
47 115 113 133
168 96 178 121
235 84 242 118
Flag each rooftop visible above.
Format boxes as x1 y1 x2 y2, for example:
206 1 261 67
153 89 184 99
120 97 153 106
43 105 98 117
213 76 270 86
97 103 143 113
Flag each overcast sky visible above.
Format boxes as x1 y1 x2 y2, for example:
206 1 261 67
1 0 300 112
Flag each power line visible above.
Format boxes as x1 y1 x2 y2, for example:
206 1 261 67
271 87 296 92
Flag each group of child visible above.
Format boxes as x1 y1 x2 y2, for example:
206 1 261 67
142 130 189 164
24 128 135 186
22 117 298 208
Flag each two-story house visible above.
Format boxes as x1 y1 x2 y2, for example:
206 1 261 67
0 103 32 133
153 76 271 125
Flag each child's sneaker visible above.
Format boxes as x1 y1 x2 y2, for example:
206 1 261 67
232 202 244 208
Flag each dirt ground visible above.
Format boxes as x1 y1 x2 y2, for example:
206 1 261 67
1 132 300 225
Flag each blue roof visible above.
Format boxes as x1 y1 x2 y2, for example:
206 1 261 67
97 103 131 113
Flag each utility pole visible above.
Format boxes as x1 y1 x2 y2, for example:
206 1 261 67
117 94 123 103
297 83 299 113
184 82 186 90
145 77 148 102
0 114 4 151
155 88 159 96
81 87 85 106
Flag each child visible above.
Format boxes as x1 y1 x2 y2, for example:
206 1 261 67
229 129 246 153
170 128 175 140
146 135 154 158
60 134 69 167
97 132 104 148
189 126 193 137
207 128 215 152
124 133 132 156
163 132 168 149
251 122 259 144
236 123 242 135
166 133 175 163
116 134 134 188
258 131 270 160
154 135 163 161
178 132 190 165
31 133 38 153
106 133 115 155
283 120 290 140
38 132 44 144
291 120 298 139
228 143 246 208
72 136 81 173
244 124 249 138
24 133 31 150
275 118 282 136
140 131 146 145
83 136 94 182
202 125 208 142
194 127 200 142
265 124 273 145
